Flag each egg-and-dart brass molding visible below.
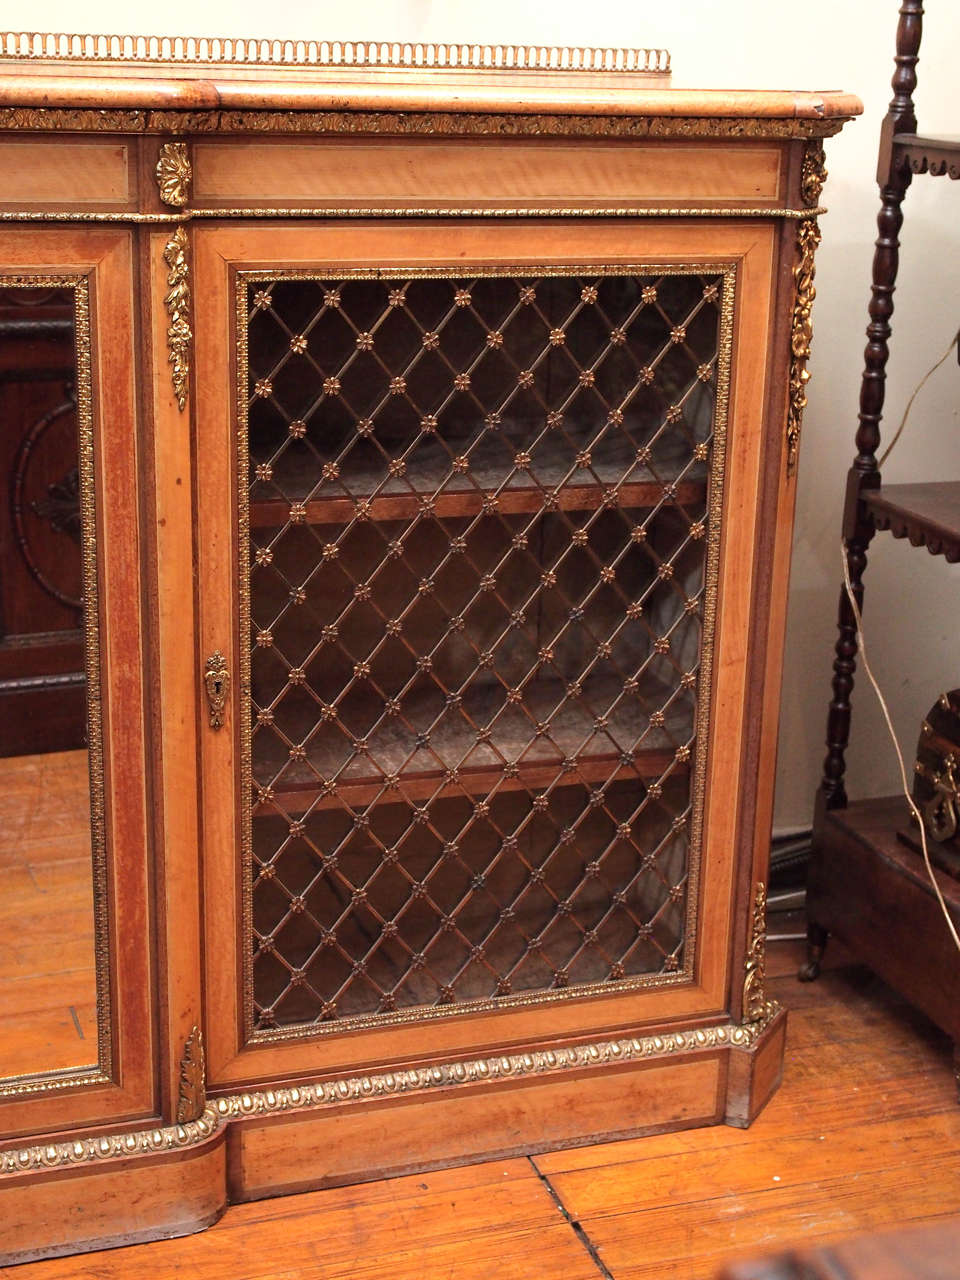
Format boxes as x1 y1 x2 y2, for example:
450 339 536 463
0 1002 781 1174
0 211 184 223
0 107 849 139
0 273 113 1101
0 205 827 225
162 224 191 410
0 1106 220 1174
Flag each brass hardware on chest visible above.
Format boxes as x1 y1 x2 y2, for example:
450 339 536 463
785 140 827 477
161 225 191 411
155 140 191 207
742 881 769 1023
175 1025 206 1124
204 651 229 729
901 690 960 877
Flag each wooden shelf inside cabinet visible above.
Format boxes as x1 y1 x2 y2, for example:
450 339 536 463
255 752 689 813
250 478 706 528
249 428 709 529
893 132 960 179
252 670 694 812
862 481 960 562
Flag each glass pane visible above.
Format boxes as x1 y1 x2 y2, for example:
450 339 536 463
240 269 728 1034
0 281 106 1083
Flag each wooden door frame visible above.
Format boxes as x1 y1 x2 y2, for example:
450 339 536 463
0 227 156 1138
190 219 778 1090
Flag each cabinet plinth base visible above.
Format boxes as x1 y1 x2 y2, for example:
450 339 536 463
228 1007 787 1200
0 1007 785 1264
0 1119 227 1267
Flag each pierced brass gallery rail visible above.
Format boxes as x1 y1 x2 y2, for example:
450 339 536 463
0 33 670 74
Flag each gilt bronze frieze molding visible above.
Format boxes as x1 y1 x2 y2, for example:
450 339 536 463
0 106 848 139
0 204 827 225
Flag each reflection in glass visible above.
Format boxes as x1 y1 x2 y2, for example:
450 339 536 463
0 282 103 1083
241 270 725 1034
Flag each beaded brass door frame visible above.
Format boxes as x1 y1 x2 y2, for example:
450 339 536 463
235 262 735 1044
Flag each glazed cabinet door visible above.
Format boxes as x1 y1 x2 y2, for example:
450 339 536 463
0 228 154 1136
194 219 781 1093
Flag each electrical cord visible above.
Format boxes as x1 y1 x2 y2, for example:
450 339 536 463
841 545 960 954
837 325 960 954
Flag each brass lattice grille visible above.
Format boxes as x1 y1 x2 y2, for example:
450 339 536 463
239 267 729 1035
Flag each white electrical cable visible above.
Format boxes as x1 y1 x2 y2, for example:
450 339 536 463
841 545 960 954
877 328 959 468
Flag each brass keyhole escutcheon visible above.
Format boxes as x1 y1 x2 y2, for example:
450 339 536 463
204 651 229 730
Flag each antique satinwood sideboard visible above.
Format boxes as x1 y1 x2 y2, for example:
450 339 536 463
0 33 859 1264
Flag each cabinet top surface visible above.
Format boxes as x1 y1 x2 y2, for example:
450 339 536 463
0 32 861 131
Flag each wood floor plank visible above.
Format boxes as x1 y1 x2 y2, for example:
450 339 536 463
2 934 959 1279
543 1110 960 1220
209 1157 537 1226
536 1011 956 1176
0 1158 590 1280
0 861 92 919
0 1003 97 1077
0 929 95 981
0 969 96 1015
576 1160 960 1280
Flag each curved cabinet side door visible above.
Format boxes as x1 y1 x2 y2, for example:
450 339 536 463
0 228 155 1136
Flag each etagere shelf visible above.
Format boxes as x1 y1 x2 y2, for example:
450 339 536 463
861 480 960 561
804 1 960 1069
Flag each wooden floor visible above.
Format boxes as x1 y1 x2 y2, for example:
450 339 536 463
0 749 97 1079
3 936 958 1279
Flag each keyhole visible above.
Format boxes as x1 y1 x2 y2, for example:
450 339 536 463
212 679 223 697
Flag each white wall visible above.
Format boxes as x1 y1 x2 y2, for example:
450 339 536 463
19 0 960 830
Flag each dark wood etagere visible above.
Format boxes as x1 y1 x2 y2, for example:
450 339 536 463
803 0 960 1070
